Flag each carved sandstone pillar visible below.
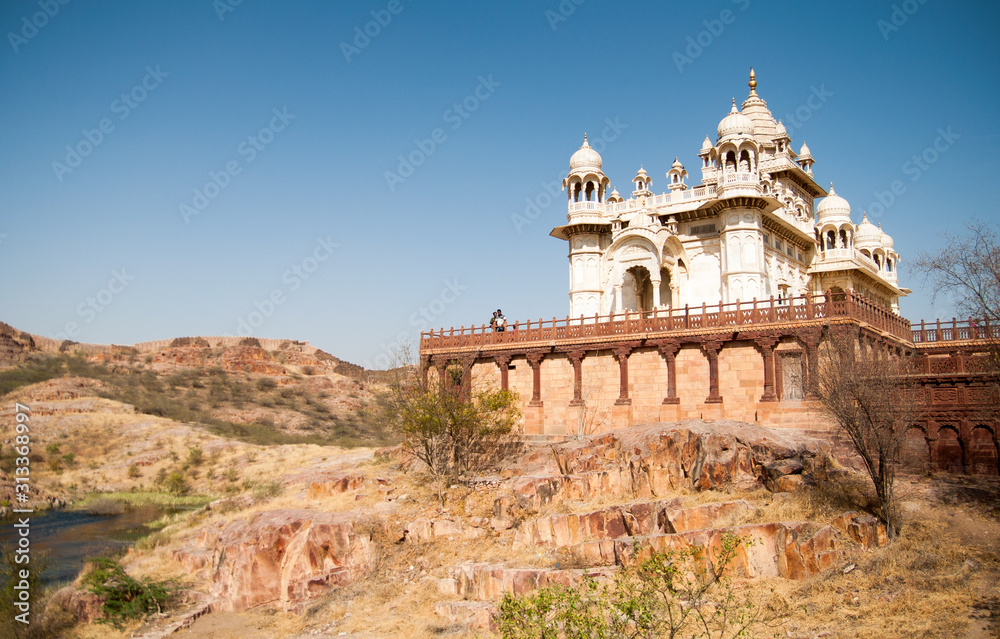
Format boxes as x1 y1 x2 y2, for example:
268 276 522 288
612 344 637 406
494 353 512 390
701 340 724 404
566 349 586 406
432 356 449 390
755 336 779 402
459 355 476 400
420 354 431 388
526 351 546 407
654 340 681 405
796 328 823 399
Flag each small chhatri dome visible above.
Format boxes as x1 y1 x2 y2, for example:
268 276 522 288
569 133 603 170
855 212 883 250
881 227 895 250
775 119 788 138
635 165 649 179
717 98 755 140
610 187 620 198
671 157 684 170
815 183 851 223
798 141 812 158
701 135 712 151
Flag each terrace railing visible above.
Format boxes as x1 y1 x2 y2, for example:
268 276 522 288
421 291 914 352
911 317 999 344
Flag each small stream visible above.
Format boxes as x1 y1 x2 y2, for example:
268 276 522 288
0 505 179 587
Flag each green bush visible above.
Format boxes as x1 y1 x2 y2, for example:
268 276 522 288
252 481 284 499
497 535 782 639
46 443 60 455
187 446 203 466
163 472 189 495
127 464 142 479
81 557 175 630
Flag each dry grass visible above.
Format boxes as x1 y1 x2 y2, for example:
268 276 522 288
8 375 998 638
744 481 1000 639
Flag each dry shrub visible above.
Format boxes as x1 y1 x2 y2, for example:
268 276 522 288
86 497 126 516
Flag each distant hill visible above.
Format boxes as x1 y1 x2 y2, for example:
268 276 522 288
0 321 399 447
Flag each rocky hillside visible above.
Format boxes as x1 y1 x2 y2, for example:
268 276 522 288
0 327 396 447
6 377 993 639
1 322 997 638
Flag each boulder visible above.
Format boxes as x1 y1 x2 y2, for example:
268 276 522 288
832 512 889 548
46 586 105 624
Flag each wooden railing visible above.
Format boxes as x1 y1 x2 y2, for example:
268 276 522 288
420 292 913 352
911 318 999 344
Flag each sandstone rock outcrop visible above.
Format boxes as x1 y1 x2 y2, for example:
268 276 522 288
496 420 828 518
172 509 377 611
46 586 105 624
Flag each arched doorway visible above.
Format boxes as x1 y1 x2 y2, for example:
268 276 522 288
901 426 931 474
969 426 999 476
935 426 964 473
623 265 653 313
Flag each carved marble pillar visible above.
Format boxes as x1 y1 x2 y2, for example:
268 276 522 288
654 340 681 405
526 351 546 407
701 340 724 404
566 349 586 406
494 353 512 390
755 336 779 402
612 343 637 406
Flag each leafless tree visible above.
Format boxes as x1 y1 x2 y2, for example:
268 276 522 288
814 329 921 539
375 354 522 506
913 218 1000 323
914 218 1000 415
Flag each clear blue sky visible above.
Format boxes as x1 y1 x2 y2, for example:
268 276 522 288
1 0 998 367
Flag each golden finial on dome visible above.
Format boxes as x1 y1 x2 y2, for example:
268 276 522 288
749 68 757 92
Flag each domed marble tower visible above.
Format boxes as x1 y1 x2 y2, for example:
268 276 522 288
550 70 908 318
560 135 611 317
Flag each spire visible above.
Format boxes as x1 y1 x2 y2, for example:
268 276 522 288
731 97 737 112
748 68 757 94
582 133 589 147
829 182 835 195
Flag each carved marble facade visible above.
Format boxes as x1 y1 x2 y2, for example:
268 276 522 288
551 70 910 318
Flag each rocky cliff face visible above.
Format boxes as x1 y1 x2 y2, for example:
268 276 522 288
173 509 378 611
158 419 884 621
0 321 37 364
